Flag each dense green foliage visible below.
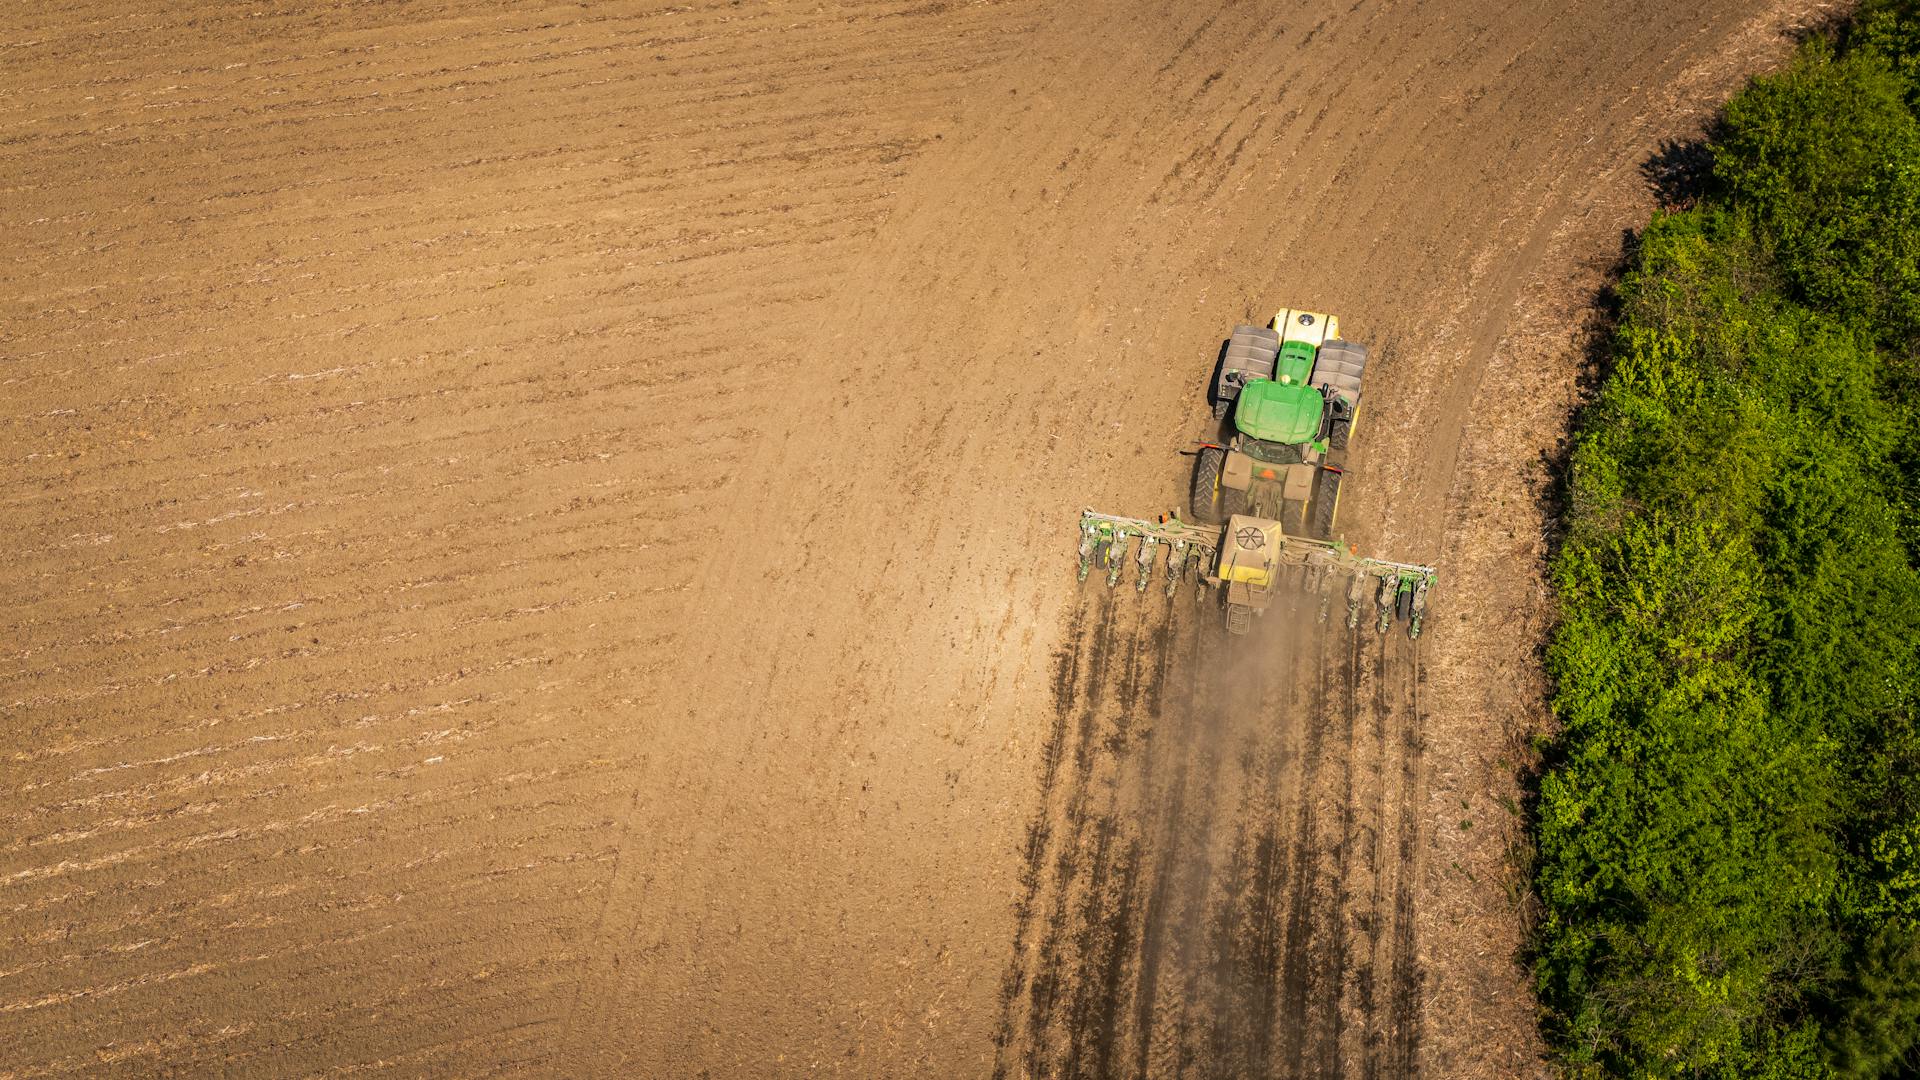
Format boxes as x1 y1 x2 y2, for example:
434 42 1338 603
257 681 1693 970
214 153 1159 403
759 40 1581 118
1534 5 1920 1075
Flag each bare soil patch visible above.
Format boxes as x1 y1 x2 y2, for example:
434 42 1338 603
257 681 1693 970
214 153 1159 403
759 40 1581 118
0 1 1813 1076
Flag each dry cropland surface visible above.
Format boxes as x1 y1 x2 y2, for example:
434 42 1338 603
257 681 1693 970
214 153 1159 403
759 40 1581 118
2 2 1816 1077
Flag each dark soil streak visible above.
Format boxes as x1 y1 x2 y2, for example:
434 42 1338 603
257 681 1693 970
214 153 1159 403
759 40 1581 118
1353 629 1386 1080
1023 593 1125 1080
1063 830 1144 1080
1199 640 1288 1080
1128 601 1199 1079
1205 823 1286 1079
1163 615 1233 1080
1063 810 1123 1077
991 595 1091 1070
1105 605 1150 758
1368 631 1406 1079
1061 605 1161 1079
990 590 1102 1078
1315 620 1348 1079
1274 606 1328 1073
1130 841 1178 1080
1388 641 1427 1075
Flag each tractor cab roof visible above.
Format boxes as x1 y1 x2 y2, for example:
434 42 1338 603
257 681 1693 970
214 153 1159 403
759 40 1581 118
1233 378 1323 444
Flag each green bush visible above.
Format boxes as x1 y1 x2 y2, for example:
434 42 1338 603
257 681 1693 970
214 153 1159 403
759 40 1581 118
1533 4 1920 1075
1714 40 1920 346
1824 928 1920 1076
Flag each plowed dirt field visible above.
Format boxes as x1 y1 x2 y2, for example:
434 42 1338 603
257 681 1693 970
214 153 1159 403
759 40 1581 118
4 2 1806 1076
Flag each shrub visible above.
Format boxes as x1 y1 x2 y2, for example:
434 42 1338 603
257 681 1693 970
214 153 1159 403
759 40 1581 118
1534 6 1920 1075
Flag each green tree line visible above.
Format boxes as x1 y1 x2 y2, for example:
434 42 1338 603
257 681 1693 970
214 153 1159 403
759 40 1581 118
1534 3 1920 1075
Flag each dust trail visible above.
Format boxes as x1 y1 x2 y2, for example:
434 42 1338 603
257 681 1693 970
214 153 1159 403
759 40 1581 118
996 581 1420 1077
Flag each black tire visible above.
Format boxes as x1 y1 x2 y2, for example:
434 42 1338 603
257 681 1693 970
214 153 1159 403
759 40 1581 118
1328 403 1359 450
1225 604 1252 636
1309 469 1342 540
1191 446 1227 524
1280 498 1307 536
1220 483 1248 521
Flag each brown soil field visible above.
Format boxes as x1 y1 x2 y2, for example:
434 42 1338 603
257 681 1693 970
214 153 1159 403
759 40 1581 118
2 1 1811 1077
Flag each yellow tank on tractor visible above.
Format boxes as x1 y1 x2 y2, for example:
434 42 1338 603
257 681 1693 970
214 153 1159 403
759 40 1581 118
1076 306 1435 637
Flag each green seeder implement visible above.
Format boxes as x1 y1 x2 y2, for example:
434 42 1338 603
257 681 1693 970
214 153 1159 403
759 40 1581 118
1077 509 1435 637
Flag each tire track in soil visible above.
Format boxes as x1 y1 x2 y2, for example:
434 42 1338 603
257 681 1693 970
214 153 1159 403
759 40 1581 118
996 582 1419 1078
1268 605 1330 1077
1203 603 1300 1080
1129 598 1223 1080
1022 595 1119 1078
1389 644 1428 1077
1059 593 1182 1080
994 588 1115 1080
1042 594 1172 1080
1347 628 1388 1080
992 595 1093 1057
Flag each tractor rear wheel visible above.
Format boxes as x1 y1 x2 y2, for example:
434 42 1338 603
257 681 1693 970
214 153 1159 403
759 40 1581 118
1191 446 1228 525
1220 482 1248 520
1280 498 1307 536
1309 469 1343 540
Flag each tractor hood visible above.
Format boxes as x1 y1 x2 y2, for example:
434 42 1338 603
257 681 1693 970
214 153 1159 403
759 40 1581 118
1233 378 1323 444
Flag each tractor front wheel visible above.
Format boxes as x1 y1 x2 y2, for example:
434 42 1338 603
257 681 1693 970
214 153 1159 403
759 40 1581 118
1329 404 1359 450
1192 446 1228 525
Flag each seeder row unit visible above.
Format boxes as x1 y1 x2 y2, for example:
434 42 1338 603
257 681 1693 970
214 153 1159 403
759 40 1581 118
1077 509 1435 637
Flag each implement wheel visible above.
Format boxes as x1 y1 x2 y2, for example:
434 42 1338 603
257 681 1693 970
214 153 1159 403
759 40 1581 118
1225 603 1253 636
1192 446 1228 525
1309 469 1343 541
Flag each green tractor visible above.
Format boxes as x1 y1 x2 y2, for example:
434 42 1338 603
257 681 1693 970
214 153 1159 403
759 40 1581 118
1073 305 1436 637
1190 308 1366 541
